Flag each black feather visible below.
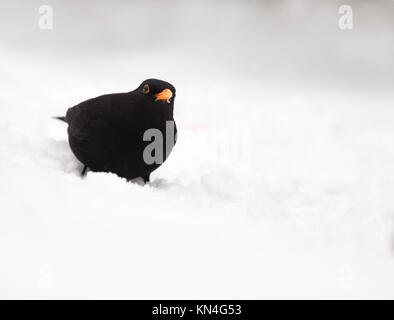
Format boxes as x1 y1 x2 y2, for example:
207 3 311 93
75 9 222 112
53 116 67 122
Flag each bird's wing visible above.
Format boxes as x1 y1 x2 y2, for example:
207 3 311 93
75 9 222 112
66 96 122 167
67 103 110 140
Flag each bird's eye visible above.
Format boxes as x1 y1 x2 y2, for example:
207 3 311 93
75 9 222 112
142 84 150 94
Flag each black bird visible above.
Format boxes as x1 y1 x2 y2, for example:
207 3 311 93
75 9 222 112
56 79 177 182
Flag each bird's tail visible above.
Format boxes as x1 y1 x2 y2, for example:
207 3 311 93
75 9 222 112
53 116 67 122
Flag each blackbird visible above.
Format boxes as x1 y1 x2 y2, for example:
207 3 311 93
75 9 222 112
56 79 177 182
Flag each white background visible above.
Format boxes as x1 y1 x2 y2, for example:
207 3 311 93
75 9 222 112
0 0 394 298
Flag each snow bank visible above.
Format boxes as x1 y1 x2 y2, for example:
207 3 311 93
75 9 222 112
1 0 394 298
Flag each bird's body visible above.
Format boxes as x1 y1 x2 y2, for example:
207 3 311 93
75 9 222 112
59 79 177 181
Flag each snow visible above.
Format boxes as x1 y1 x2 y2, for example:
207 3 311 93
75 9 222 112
1 0 394 299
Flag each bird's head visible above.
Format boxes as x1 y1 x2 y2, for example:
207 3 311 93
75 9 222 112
137 79 176 105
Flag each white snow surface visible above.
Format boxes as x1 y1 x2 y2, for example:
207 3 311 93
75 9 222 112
1 0 394 299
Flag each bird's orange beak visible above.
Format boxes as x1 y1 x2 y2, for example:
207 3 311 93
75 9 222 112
155 89 173 103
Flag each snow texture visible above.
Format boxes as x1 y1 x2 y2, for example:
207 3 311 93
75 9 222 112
0 0 394 298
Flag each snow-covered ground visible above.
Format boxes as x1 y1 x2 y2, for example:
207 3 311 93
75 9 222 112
1 0 394 299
